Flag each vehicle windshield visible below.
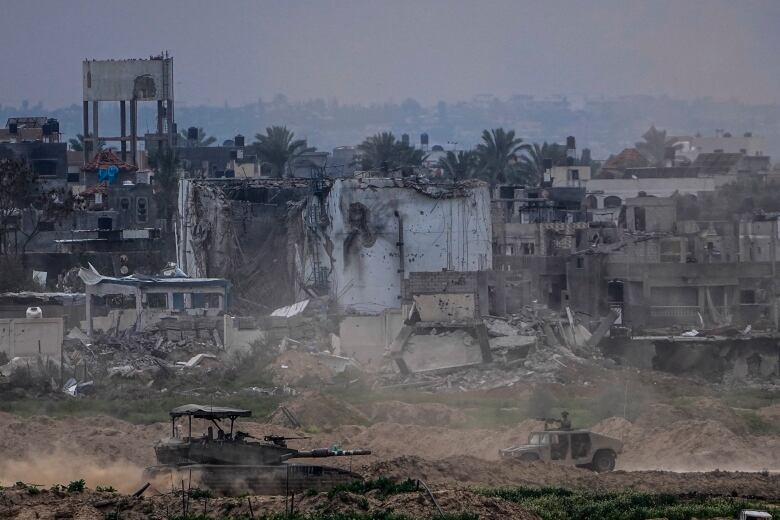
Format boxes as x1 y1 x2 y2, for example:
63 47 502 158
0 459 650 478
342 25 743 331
528 433 549 445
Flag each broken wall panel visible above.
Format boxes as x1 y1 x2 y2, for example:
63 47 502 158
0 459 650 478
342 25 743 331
339 311 404 370
320 178 492 314
413 294 476 322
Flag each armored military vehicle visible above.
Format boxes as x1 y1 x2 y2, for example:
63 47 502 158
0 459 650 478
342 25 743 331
143 404 370 495
499 429 623 472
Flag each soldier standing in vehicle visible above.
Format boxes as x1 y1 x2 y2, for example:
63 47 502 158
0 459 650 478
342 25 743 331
560 411 572 430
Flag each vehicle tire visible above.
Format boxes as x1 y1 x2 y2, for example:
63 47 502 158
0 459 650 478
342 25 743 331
591 450 616 473
518 453 540 463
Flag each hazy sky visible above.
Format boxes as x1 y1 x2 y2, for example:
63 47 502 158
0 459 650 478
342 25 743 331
3 0 780 107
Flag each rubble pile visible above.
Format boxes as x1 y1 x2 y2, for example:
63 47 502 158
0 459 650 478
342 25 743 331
484 312 539 360
63 327 225 386
382 306 609 392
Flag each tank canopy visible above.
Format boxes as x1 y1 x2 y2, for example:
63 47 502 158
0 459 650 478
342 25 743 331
170 404 252 419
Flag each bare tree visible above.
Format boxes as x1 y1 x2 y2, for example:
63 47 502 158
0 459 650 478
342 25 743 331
0 158 35 255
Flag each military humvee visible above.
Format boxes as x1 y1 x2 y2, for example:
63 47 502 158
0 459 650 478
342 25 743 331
499 429 623 472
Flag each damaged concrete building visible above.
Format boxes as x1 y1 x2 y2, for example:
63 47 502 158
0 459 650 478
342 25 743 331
177 176 494 369
492 184 589 311
561 195 780 381
80 267 229 336
178 177 492 311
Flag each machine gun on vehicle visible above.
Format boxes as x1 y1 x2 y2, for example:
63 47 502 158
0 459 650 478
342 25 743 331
263 435 310 447
536 411 572 431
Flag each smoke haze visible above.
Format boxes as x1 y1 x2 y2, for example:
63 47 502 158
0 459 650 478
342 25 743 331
2 0 780 107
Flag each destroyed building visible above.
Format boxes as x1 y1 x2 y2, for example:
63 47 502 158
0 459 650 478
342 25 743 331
80 266 229 335
565 196 780 331
176 176 496 370
491 184 588 311
321 178 492 313
177 177 493 313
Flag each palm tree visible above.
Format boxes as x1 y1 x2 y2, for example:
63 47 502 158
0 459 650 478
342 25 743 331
475 128 528 186
437 150 477 180
515 142 567 185
252 126 315 178
635 125 677 167
68 133 104 152
178 127 217 147
357 132 425 172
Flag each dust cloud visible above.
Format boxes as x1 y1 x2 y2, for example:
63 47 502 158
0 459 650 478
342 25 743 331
0 450 144 493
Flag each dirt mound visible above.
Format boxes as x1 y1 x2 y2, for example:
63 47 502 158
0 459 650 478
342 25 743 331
339 419 545 461
591 412 780 472
362 400 469 427
758 402 780 422
362 455 780 499
591 416 643 441
0 412 165 491
609 417 780 471
363 455 589 488
633 402 692 428
634 398 754 434
269 392 370 430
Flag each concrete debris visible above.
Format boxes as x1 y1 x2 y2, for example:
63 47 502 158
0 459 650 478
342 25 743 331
239 385 296 397
65 326 90 346
0 356 59 378
66 326 223 374
312 351 355 373
381 340 601 393
484 318 521 337
270 299 310 318
488 335 536 350
175 353 218 368
379 304 619 392
62 378 94 396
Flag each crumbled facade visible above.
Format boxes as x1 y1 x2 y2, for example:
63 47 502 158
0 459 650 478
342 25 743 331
178 177 493 314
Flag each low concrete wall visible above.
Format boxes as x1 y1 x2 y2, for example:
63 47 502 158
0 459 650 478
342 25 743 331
0 318 64 358
224 315 266 352
339 311 403 370
82 309 138 334
413 294 476 321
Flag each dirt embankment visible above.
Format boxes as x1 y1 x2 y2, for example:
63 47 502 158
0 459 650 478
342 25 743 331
1 395 778 493
269 395 780 472
0 412 166 493
362 455 780 499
